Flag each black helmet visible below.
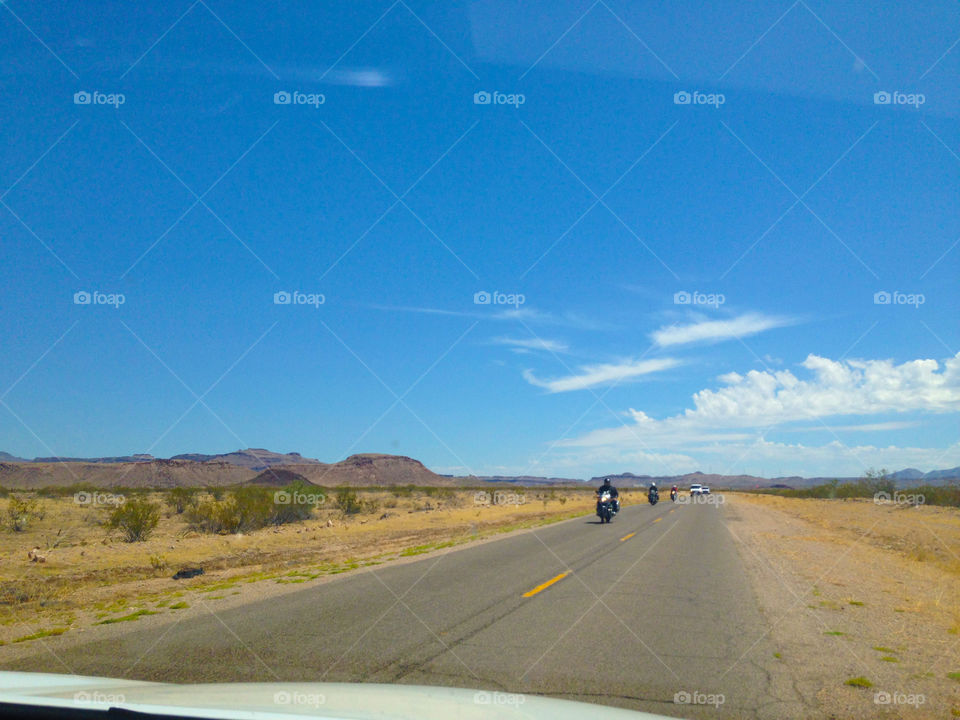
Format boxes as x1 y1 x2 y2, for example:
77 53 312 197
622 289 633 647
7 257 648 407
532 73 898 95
602 478 611 485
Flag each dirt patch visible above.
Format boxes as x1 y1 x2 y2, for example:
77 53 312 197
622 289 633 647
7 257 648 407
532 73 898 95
724 493 960 719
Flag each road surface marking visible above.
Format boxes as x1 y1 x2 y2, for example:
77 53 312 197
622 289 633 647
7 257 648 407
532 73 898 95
522 571 570 598
654 517 662 523
669 509 675 513
619 532 636 542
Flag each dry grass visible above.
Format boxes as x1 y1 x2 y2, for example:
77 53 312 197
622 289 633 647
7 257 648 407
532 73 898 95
729 492 960 719
0 487 594 643
735 493 960 580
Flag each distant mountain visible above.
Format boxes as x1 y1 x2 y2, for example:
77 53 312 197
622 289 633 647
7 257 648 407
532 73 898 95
0 452 450 490
299 454 450 487
31 454 157 464
467 475 584 486
890 468 925 481
0 448 322 471
2 447 958 489
589 471 769 489
922 467 960 481
172 448 321 471
169 453 215 463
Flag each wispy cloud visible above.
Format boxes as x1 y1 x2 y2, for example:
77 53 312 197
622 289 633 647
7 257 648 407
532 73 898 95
523 357 680 393
323 68 393 87
493 336 568 353
367 304 609 330
652 312 791 347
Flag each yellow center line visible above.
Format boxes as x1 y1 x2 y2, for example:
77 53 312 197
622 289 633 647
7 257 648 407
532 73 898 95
669 509 675 513
654 517 662 523
522 571 570 598
619 532 636 542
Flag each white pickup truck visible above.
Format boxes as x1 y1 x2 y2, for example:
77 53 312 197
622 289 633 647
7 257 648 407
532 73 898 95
690 483 703 496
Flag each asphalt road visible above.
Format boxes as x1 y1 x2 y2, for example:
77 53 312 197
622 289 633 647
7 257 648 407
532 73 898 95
2 499 806 718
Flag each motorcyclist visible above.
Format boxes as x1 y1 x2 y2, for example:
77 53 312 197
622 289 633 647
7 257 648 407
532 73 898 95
596 477 620 513
670 484 678 500
648 481 659 502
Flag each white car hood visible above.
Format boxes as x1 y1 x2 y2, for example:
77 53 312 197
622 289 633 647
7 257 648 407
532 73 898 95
0 672 677 720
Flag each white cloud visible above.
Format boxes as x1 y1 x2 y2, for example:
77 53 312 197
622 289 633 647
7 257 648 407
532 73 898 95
652 312 791 347
523 358 680 393
686 354 960 424
779 421 919 433
493 336 568 353
551 353 960 475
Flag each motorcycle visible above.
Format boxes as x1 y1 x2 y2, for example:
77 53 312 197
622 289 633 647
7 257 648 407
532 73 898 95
596 491 618 523
670 488 678 502
648 487 659 506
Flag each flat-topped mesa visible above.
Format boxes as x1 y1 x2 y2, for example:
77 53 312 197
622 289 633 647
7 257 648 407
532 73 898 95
289 454 451 488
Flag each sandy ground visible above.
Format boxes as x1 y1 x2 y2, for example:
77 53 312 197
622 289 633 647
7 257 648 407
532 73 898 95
725 492 960 719
0 488 598 651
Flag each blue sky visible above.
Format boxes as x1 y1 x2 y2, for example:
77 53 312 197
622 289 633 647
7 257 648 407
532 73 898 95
1 0 958 478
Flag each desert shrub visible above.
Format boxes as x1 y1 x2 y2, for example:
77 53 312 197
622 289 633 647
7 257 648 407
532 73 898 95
335 487 363 515
0 486 9 498
754 477 960 508
860 468 895 496
209 487 225 501
106 498 160 542
271 480 317 525
7 495 39 531
149 554 167 571
229 486 274 530
917 484 960 507
186 499 238 534
187 483 317 533
164 487 197 514
391 484 415 498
